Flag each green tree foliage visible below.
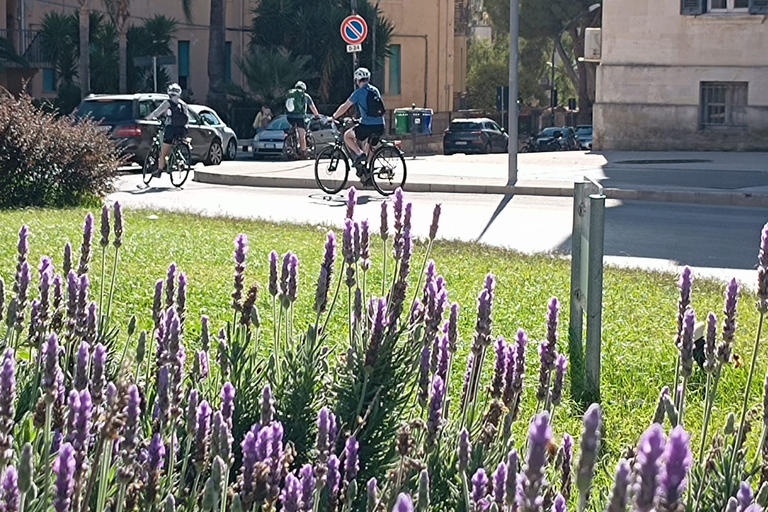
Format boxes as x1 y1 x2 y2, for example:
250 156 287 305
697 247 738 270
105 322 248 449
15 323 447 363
0 37 28 72
248 0 393 105
234 47 316 111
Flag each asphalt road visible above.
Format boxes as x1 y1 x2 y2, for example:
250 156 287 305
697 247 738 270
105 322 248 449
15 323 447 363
111 169 767 285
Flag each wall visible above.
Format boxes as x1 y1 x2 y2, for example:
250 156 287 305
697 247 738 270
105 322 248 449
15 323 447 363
594 0 768 150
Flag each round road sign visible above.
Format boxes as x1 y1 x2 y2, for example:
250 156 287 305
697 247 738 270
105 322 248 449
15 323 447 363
340 15 368 45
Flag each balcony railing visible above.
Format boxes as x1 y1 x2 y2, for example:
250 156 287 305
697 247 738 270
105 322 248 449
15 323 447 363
0 29 51 69
454 0 470 36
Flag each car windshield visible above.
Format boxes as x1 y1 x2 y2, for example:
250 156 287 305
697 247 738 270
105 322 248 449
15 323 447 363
576 126 593 135
76 100 133 123
266 116 291 131
540 128 564 137
450 121 483 131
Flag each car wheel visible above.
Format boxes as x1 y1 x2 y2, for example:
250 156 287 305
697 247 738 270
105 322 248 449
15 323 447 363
205 140 223 166
483 142 491 154
225 139 237 160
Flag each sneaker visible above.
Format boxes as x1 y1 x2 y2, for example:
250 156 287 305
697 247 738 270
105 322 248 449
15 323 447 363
352 153 366 169
152 169 163 178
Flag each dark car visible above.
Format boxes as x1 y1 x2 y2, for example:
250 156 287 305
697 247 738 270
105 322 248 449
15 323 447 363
443 118 509 155
575 125 593 150
75 93 225 166
535 126 580 151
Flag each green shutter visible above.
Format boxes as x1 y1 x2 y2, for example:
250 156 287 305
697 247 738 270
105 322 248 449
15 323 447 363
750 0 768 14
178 41 190 77
681 0 705 14
388 44 401 95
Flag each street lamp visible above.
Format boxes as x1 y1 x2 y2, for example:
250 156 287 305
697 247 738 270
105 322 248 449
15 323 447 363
550 3 601 126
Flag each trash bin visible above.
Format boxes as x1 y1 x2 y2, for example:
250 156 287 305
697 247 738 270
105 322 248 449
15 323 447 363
394 109 411 135
421 109 433 135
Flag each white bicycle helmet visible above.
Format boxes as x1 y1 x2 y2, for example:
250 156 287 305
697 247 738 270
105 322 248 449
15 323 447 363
295 81 307 91
353 67 371 81
167 83 182 97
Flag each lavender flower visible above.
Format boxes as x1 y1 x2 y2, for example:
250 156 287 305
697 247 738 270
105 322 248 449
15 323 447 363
0 349 16 433
18 444 32 495
404 202 413 233
471 469 489 509
69 390 92 478
380 202 389 240
576 404 602 503
491 336 507 400
653 386 671 425
52 443 76 512
268 251 279 297
493 462 507 505
448 302 459 352
367 478 378 512
679 308 696 378
560 433 574 500
429 203 441 240
122 384 140 453
100 205 110 248
458 428 472 472
719 278 739 364
738 481 754 510
521 412 552 510
605 459 631 512
633 424 666 512
435 335 450 383
300 464 315 511
77 213 94 276
194 350 209 381
315 232 337 314
233 234 249 309
418 469 430 512
551 354 568 406
42 334 62 401
427 375 446 445
346 186 358 219
316 407 333 464
14 261 30 329
288 253 299 303
39 268 52 323
152 279 163 329
177 272 187 320
194 401 212 470
676 267 694 345
239 431 257 503
471 274 495 355
704 312 717 373
328 455 342 502
63 243 72 276
91 343 107 404
552 494 566 512
281 473 302 512
394 493 414 512
360 220 371 271
505 451 518 508
659 426 692 509
280 252 292 299
221 382 235 427
149 433 166 472
345 436 360 482
259 384 275 426
1 465 19 512
165 263 177 309
393 188 404 240
15 226 28 270
365 298 388 368
113 201 123 248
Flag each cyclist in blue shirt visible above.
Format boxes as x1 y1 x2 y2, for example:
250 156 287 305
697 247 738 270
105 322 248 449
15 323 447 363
332 67 385 173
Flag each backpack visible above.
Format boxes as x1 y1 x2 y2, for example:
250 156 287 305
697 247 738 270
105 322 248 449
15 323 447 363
366 87 386 117
285 89 307 115
168 101 188 127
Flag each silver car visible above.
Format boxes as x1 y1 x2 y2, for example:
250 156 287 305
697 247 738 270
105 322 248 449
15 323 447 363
189 105 239 160
252 115 338 160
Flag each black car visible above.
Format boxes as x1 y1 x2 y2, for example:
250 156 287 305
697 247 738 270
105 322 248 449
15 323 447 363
76 93 225 166
535 126 580 151
443 118 509 155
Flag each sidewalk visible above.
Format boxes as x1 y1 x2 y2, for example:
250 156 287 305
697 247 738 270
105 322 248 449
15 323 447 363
198 150 768 207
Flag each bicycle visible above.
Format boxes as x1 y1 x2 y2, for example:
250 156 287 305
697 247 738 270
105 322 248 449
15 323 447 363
284 118 315 160
142 125 193 188
314 119 407 196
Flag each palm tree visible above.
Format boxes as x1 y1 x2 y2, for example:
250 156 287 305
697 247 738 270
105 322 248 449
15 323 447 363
103 0 130 93
236 46 316 110
0 37 28 72
78 0 90 98
179 0 227 113
126 15 177 92
39 11 79 88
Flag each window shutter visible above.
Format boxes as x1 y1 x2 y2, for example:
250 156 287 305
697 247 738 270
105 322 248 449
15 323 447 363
681 0 705 15
750 0 768 14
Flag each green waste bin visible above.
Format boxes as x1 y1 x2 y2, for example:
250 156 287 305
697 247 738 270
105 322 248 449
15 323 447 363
394 109 410 135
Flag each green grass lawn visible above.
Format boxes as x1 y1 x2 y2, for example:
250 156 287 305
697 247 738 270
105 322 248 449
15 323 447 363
0 206 764 499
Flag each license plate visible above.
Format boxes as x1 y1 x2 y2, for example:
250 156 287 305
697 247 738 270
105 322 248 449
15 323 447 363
455 141 467 145
266 143 275 149
97 125 111 133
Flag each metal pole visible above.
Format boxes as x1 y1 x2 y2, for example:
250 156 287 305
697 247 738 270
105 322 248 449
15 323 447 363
550 42 556 126
153 56 157 93
507 0 519 184
585 193 605 403
351 0 359 88
569 182 586 402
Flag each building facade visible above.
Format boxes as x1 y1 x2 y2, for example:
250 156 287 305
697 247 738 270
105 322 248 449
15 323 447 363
2 0 468 113
594 0 768 151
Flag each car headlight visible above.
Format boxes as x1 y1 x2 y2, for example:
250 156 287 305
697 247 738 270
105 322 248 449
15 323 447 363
253 134 260 143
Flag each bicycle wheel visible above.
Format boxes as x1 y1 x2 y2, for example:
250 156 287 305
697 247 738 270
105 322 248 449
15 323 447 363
314 145 349 195
370 145 407 196
306 132 316 159
142 144 160 185
168 142 192 187
284 130 298 160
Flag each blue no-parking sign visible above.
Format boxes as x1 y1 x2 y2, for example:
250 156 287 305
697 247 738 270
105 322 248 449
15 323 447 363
340 15 368 46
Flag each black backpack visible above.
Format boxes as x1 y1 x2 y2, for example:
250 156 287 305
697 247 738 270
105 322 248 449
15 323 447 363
169 101 188 127
366 87 386 117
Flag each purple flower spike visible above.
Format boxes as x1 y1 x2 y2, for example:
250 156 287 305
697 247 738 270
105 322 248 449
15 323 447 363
394 493 414 512
759 223 768 305
493 462 507 505
458 428 471 472
17 226 29 263
360 220 371 271
0 349 16 429
100 205 110 248
429 203 441 240
233 234 248 308
280 252 292 298
328 455 342 500
505 450 518 507
63 243 72 275
52 443 76 512
113 201 123 248
679 267 694 310
737 481 753 510
605 459 631 512
471 274 495 354
680 308 696 378
522 412 552 510
365 298 388 368
123 385 141 452
367 478 378 512
491 336 507 400
427 377 446 445
380 202 389 240
148 433 166 472
268 251 279 297
316 407 332 460
42 334 62 400
633 424 666 512
288 253 299 303
221 382 235 427
704 312 717 373
719 278 739 363
346 187 358 219
551 354 568 406
435 335 450 383
1 465 19 512
261 385 275 426
552 493 566 512
193 401 212 469
240 431 257 501
77 214 94 276
165 263 177 309
471 468 489 506
448 302 459 352
576 404 602 502
344 436 360 482
299 464 315 511
281 473 302 512
91 343 107 404
404 202 413 233
659 426 692 509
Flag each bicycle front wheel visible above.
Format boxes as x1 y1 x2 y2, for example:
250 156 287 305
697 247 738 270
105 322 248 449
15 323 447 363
370 145 407 196
142 144 160 185
169 143 192 187
314 146 349 195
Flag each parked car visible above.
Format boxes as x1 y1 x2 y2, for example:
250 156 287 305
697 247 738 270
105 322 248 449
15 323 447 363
443 118 509 155
189 104 238 160
252 114 338 160
535 126 580 151
576 125 593 150
76 93 225 166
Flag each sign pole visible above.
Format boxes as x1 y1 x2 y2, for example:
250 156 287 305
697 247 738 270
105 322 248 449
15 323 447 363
153 56 158 93
508 0 519 184
351 0 358 88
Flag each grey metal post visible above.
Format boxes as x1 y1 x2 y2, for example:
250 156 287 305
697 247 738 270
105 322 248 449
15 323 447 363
507 0 519 184
585 193 605 403
153 56 157 93
569 182 586 401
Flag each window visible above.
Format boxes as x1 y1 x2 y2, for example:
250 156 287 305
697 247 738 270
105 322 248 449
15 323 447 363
709 0 748 11
700 82 747 129
388 44 401 95
225 42 232 83
199 111 220 126
178 41 190 89
42 68 56 93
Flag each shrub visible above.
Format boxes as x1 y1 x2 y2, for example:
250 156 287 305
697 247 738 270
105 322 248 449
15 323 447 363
0 89 121 208
0 190 767 512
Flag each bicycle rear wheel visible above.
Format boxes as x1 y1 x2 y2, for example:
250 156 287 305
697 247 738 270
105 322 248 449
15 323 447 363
168 142 192 187
370 145 407 196
142 144 159 185
314 145 349 195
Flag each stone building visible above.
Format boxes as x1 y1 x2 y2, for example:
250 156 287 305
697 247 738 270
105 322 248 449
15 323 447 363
594 0 768 151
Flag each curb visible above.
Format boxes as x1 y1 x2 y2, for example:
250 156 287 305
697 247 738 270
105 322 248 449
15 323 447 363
192 170 768 208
